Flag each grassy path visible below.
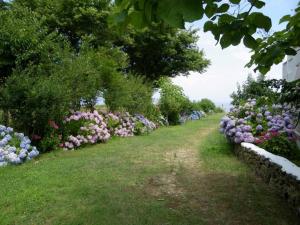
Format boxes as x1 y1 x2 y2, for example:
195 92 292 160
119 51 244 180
0 114 298 225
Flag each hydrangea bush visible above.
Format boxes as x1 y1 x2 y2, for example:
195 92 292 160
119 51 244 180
134 114 156 135
62 111 110 150
220 99 299 157
105 112 135 137
0 125 39 167
189 111 206 120
62 111 157 150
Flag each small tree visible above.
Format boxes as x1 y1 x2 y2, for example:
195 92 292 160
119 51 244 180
115 26 210 81
158 78 191 124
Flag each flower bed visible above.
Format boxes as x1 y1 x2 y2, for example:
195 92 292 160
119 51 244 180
0 110 158 166
220 99 300 159
0 125 39 167
62 111 157 150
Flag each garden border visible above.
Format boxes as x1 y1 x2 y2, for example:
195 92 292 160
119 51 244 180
234 143 300 216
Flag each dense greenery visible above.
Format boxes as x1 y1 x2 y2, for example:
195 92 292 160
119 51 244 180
115 27 210 81
14 0 112 49
158 78 221 124
0 0 211 150
112 0 300 74
158 78 191 125
231 74 300 109
191 98 216 113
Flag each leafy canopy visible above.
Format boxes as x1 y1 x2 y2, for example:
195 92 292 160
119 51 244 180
115 26 210 81
111 0 300 74
14 0 112 49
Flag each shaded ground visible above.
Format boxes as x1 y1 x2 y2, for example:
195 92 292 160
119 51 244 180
0 114 298 225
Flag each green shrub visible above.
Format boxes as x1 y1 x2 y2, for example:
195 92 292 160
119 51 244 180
133 121 147 135
191 98 216 113
104 74 154 115
214 107 224 113
260 133 300 159
158 78 191 125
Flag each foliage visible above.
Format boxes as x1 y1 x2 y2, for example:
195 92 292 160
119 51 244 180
158 78 192 125
220 99 300 158
259 133 299 158
230 74 281 106
13 0 209 83
0 6 69 85
0 5 129 145
214 107 224 113
14 0 112 49
0 125 39 167
38 121 61 152
247 3 300 74
231 74 300 110
191 98 216 113
112 0 300 74
280 79 300 109
103 74 154 115
1 70 73 140
115 26 210 81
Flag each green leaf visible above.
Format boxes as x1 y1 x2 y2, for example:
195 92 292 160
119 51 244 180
279 15 291 24
230 33 243 46
248 12 272 32
157 0 203 27
113 10 128 24
218 14 235 24
220 34 232 49
205 3 218 18
144 0 153 22
217 3 230 13
250 0 265 9
203 21 214 32
243 34 258 49
258 66 270 75
128 11 146 28
180 0 204 21
284 47 297 55
229 0 241 4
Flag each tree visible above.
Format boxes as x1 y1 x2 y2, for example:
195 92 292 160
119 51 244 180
115 26 210 81
0 5 126 143
192 98 216 113
0 6 68 85
14 0 113 49
158 78 191 124
111 0 300 74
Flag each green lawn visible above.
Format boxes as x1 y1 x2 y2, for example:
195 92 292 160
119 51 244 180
0 114 298 225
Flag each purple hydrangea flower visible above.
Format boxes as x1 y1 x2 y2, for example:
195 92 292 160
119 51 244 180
256 125 263 131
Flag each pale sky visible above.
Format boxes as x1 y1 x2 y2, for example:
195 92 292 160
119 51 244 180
172 0 298 107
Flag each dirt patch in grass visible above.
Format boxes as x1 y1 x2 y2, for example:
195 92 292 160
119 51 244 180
144 173 184 198
144 127 215 201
